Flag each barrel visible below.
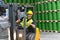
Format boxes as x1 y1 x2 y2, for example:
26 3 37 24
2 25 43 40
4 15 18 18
52 22 57 31
41 22 45 31
51 1 56 10
35 4 38 20
47 2 52 10
57 11 60 32
48 12 52 20
52 1 57 31
37 21 41 30
44 2 48 11
57 22 60 32
41 13 45 20
40 3 44 12
57 11 60 20
44 12 48 20
48 22 53 31
56 1 60 10
52 12 57 31
45 22 49 31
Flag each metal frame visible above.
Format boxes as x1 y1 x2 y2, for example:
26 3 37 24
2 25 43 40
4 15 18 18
9 3 26 40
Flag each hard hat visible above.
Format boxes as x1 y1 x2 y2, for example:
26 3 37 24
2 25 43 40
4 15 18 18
27 10 33 15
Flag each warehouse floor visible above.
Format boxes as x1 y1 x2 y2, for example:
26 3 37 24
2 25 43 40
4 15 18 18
0 32 60 40
41 32 60 40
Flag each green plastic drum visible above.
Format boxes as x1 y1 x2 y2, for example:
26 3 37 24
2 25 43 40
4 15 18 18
44 12 48 20
47 2 52 10
35 4 38 20
48 22 53 31
52 12 57 31
41 13 45 20
56 1 60 10
44 3 48 11
40 13 42 20
51 1 56 10
48 12 52 20
57 22 60 32
38 4 40 11
41 22 45 31
45 22 49 31
52 12 57 20
57 11 60 20
37 21 41 30
40 3 44 12
37 13 40 20
52 22 57 31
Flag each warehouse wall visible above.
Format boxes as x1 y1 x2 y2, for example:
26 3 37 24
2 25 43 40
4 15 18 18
3 0 60 32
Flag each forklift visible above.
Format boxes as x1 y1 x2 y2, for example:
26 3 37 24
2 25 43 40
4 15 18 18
9 3 40 40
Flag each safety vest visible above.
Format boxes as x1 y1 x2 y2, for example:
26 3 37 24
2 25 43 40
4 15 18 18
19 19 33 28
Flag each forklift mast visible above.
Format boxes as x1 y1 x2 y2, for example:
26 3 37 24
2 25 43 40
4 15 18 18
9 3 26 40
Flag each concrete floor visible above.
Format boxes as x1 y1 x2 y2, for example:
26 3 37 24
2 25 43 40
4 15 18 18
0 32 60 40
0 37 8 40
41 32 60 40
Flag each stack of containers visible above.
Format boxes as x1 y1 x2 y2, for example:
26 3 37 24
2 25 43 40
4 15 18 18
47 1 53 31
44 2 49 31
37 13 41 29
39 3 42 30
35 4 38 20
34 0 38 28
51 1 57 31
4 0 30 4
37 0 41 29
40 0 46 31
56 1 60 32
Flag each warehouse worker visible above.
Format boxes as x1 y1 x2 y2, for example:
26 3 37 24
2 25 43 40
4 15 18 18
16 10 35 33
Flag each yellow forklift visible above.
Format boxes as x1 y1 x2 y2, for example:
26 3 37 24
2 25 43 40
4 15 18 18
9 3 40 40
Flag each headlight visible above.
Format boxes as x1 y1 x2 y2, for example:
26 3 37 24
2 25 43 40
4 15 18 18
19 33 23 37
14 31 16 40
